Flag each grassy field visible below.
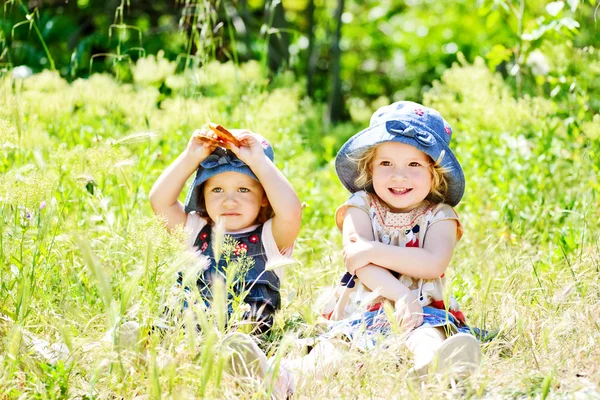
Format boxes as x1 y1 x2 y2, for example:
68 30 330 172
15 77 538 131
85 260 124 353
1 57 600 398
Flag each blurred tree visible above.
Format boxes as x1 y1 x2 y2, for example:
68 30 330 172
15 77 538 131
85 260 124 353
305 0 316 97
327 0 344 123
264 0 290 72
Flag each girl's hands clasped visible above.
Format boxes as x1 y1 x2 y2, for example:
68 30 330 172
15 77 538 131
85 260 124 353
343 232 375 274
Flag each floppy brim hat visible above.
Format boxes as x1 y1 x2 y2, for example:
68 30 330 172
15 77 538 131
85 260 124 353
184 135 275 213
335 101 465 206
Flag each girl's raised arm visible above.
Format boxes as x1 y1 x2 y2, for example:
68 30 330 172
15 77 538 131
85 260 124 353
229 132 302 252
149 132 216 232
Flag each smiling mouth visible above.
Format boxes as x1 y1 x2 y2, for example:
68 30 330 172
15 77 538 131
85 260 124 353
389 187 412 195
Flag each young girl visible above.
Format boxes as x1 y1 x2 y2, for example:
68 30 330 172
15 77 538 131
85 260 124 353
323 100 482 378
224 102 483 396
149 127 302 332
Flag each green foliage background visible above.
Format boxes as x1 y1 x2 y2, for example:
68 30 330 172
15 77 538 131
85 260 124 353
3 0 600 109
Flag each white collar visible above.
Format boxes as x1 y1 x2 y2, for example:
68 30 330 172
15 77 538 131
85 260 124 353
224 224 260 235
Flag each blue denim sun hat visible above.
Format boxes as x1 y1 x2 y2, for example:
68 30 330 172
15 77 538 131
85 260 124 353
184 135 275 213
335 101 465 206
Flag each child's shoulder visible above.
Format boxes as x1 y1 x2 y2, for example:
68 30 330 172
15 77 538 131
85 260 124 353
429 202 460 221
424 202 463 240
346 190 373 207
184 212 209 248
335 190 373 229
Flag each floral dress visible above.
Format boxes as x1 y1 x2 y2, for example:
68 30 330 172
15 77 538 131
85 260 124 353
170 214 293 332
320 191 484 350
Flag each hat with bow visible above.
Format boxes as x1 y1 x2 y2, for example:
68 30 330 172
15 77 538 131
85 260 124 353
335 101 465 206
184 135 275 213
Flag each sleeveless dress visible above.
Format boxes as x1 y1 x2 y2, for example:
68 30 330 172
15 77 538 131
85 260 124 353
176 213 291 332
320 191 487 350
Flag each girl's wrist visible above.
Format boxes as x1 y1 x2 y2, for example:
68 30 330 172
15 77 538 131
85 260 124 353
366 240 376 262
369 240 381 259
395 286 415 303
182 148 208 165
244 153 272 173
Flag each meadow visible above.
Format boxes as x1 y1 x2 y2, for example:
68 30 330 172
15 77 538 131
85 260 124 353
1 53 600 398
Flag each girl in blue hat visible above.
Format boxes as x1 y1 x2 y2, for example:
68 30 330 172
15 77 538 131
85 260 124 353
149 128 302 332
221 103 488 396
320 100 484 379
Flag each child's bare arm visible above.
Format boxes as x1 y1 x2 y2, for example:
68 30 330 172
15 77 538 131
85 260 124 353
342 208 409 301
344 219 458 279
354 265 413 302
356 265 423 329
252 158 302 252
229 131 302 252
149 130 216 231
372 220 457 278
343 208 423 328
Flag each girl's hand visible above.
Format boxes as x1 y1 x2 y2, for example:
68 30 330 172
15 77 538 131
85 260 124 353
343 233 374 274
186 129 218 161
227 130 267 166
394 297 423 331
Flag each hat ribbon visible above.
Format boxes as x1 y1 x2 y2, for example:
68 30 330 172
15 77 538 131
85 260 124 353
385 121 436 147
200 149 245 169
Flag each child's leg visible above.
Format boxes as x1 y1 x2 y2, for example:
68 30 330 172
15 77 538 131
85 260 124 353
283 339 346 382
222 332 269 378
406 327 481 379
221 332 294 399
405 326 446 376
433 333 481 378
222 334 347 397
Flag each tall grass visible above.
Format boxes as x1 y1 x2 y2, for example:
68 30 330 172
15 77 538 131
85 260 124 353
1 52 599 398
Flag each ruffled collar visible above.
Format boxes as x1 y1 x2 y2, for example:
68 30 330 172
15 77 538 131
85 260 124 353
369 194 434 230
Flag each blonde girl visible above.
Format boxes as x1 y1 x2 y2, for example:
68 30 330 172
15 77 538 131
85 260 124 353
324 101 483 379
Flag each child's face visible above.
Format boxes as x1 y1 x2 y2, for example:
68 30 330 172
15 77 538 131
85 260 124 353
203 172 268 231
370 142 432 212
